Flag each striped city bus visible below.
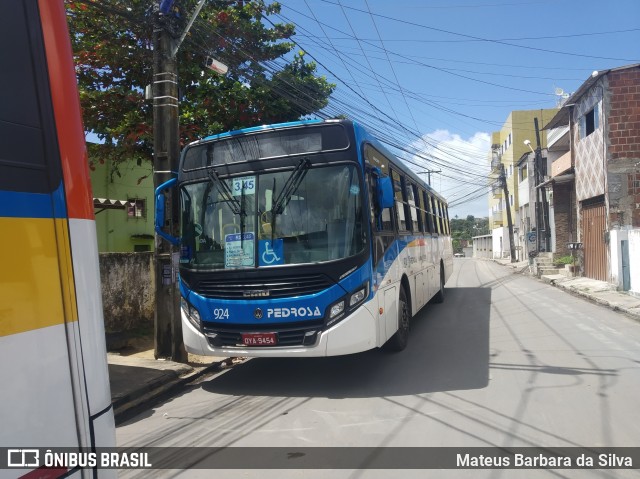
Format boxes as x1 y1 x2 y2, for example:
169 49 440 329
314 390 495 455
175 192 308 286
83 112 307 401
157 119 453 357
0 0 116 476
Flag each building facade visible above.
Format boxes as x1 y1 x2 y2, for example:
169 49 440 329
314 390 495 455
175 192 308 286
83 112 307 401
90 157 155 252
488 109 558 260
472 234 493 259
544 64 640 293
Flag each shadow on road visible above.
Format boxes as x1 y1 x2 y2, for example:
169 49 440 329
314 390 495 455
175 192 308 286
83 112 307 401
203 287 490 398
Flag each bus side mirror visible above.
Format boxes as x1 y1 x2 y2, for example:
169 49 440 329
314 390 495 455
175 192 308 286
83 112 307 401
155 178 180 246
376 176 394 209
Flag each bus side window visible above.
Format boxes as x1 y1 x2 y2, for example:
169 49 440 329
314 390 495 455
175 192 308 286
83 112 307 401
429 195 440 235
423 191 432 234
366 172 377 227
417 187 427 233
391 169 407 231
405 179 418 233
367 171 394 232
436 200 445 234
411 183 423 233
443 205 451 235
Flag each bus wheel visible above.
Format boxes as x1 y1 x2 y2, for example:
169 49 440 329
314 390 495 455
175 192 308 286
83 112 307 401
432 265 445 304
385 287 410 352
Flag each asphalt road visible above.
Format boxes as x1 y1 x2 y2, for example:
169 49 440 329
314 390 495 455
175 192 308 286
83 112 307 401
117 258 640 479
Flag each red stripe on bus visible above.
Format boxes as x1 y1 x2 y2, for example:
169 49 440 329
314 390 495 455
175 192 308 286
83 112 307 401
39 0 95 220
19 467 68 479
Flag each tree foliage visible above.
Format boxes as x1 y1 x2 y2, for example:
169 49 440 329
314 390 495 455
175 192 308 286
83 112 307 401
66 0 335 170
450 215 489 253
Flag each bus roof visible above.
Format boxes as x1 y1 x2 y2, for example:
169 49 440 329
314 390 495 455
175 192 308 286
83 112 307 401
201 119 325 142
195 118 447 204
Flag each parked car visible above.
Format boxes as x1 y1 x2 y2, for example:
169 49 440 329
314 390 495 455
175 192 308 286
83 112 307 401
454 253 464 258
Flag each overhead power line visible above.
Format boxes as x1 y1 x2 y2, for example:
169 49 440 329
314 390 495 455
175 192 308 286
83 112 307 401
317 0 640 63
298 26 640 44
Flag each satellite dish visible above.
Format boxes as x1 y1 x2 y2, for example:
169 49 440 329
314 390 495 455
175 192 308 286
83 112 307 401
554 87 565 96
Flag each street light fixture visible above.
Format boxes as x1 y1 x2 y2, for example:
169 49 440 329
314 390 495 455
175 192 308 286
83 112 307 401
524 139 535 154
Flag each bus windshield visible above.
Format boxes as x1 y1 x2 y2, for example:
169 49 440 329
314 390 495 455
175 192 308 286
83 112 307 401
180 163 366 269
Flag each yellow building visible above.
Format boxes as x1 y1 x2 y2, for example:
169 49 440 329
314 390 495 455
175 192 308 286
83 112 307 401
488 109 557 259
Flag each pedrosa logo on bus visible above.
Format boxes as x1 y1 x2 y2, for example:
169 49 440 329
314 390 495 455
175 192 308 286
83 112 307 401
267 307 322 319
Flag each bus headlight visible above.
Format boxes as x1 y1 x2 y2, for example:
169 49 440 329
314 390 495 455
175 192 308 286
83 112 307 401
349 281 369 308
329 300 345 319
181 298 202 330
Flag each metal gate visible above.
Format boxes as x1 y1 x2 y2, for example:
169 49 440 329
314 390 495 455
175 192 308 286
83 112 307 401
581 202 607 281
622 240 631 291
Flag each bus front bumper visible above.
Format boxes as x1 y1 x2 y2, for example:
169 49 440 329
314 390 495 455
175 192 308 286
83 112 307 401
181 305 377 358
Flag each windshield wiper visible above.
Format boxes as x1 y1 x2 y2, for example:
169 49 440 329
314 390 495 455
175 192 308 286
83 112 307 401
269 158 311 240
272 158 311 215
206 167 243 215
205 145 243 216
205 168 242 218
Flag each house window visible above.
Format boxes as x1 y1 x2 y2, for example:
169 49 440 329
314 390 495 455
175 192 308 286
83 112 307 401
580 105 599 139
128 198 146 219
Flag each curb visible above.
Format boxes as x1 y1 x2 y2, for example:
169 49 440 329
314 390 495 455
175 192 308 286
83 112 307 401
493 258 640 322
112 360 227 422
509 264 640 323
550 281 640 322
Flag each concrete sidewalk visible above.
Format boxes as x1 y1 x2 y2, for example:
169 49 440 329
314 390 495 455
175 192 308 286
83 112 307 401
493 258 640 321
108 347 233 421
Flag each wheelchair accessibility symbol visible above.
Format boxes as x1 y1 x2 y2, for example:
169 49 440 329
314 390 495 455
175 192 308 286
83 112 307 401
259 239 284 266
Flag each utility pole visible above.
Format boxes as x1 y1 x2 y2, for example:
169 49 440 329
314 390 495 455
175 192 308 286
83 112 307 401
533 117 550 253
500 163 517 263
153 5 184 361
151 0 219 361
417 170 442 185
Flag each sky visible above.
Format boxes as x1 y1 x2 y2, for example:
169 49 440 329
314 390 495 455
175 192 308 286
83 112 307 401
268 0 640 218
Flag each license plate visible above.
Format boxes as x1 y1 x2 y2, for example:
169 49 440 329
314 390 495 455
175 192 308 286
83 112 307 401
241 332 277 346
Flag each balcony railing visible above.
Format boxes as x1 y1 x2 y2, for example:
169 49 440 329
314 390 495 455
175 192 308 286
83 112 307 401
547 125 569 148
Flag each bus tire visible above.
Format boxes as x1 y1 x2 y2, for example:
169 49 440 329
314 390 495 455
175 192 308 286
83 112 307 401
385 287 410 352
432 265 445 304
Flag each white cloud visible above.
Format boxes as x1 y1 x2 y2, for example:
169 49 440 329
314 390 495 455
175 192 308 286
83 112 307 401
399 129 492 219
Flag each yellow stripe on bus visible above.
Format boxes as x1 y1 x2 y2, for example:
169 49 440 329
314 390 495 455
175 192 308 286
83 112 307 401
54 217 79 326
0 217 77 337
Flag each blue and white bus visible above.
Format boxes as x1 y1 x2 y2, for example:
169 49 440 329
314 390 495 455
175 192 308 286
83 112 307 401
157 119 453 357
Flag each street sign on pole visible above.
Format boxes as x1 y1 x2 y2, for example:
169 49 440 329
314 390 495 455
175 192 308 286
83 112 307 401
527 231 537 253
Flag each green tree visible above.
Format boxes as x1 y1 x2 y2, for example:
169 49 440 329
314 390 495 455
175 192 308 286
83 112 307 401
66 0 335 170
450 215 489 253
